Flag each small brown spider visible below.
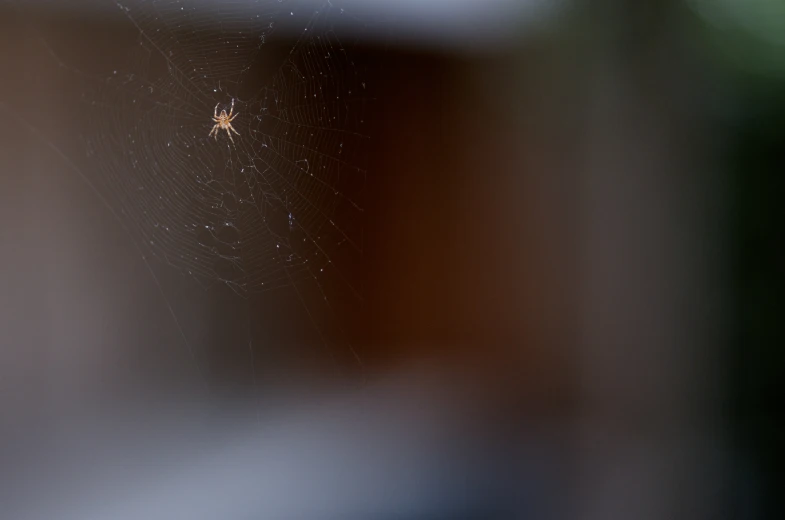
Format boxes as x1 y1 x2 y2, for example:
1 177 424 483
209 99 240 143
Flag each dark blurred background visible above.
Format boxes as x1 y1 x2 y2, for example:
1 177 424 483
0 0 782 519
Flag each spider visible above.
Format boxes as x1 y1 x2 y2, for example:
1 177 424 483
209 99 240 143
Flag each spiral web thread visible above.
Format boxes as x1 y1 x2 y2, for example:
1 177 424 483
80 0 369 302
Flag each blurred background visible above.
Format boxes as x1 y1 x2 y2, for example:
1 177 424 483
0 0 782 518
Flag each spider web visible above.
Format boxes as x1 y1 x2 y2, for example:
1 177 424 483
91 0 369 296
11 0 372 377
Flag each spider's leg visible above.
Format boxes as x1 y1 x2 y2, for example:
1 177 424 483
229 111 240 122
214 103 220 118
208 124 216 137
228 98 235 118
226 127 235 144
230 124 240 136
